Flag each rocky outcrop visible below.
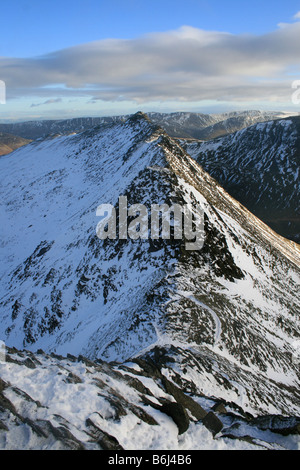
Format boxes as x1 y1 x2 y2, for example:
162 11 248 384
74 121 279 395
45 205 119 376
0 346 299 450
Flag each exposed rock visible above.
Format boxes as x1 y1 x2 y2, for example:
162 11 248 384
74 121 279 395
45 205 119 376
132 358 162 379
65 372 83 384
202 412 224 437
0 390 18 416
0 419 8 431
159 400 190 435
35 419 86 450
24 358 37 369
121 373 155 397
212 402 228 415
185 116 300 242
0 347 299 449
161 376 207 421
0 113 299 450
86 418 124 450
252 415 300 436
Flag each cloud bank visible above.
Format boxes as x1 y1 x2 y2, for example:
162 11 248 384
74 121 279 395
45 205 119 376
1 19 300 107
30 98 62 108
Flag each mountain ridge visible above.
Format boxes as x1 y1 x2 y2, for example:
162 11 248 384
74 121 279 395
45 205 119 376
0 110 295 142
0 112 299 449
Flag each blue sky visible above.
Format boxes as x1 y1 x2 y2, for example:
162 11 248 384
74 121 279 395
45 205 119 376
1 0 300 120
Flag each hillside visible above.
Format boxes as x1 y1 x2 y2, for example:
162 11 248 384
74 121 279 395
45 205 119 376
185 116 300 242
0 112 299 449
0 132 31 156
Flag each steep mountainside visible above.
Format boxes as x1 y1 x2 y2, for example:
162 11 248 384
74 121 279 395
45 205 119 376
0 113 299 449
0 132 31 156
148 110 290 140
185 116 300 242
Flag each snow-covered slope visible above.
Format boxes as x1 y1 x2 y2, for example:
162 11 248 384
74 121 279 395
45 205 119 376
191 111 297 141
1 346 299 450
185 116 300 242
0 112 299 449
149 110 291 140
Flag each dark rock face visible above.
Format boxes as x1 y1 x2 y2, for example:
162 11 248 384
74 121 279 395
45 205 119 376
251 415 300 436
185 116 300 242
86 418 124 450
159 401 190 435
160 375 207 421
202 412 224 437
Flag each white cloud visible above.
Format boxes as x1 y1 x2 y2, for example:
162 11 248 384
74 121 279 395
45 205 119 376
1 22 300 106
293 11 300 19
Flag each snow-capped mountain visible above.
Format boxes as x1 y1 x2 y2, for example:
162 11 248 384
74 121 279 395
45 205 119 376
148 110 292 140
0 110 293 142
0 116 125 141
184 116 300 243
0 112 299 449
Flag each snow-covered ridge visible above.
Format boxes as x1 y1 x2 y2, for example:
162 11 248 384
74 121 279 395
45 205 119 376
0 113 299 449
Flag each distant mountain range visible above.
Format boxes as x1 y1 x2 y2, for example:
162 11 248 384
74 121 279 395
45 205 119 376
0 110 295 142
148 110 296 140
0 116 124 141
